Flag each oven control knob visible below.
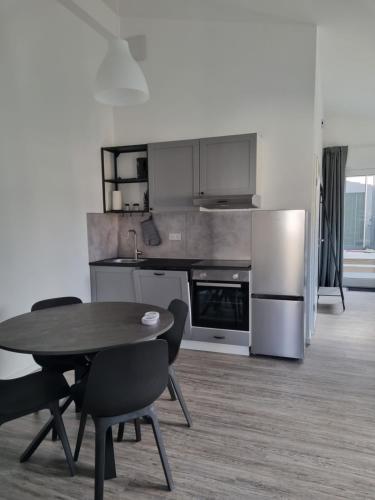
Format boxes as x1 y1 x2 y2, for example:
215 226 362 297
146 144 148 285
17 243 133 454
232 273 239 280
200 272 207 279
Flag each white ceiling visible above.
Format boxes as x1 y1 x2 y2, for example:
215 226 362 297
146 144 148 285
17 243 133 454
104 0 375 119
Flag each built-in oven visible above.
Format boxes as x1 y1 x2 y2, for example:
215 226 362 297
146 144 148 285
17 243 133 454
191 269 250 345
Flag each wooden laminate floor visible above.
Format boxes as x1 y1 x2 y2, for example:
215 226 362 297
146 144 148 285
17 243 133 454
1 291 375 499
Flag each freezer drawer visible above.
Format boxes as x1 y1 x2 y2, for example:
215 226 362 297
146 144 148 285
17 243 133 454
251 210 306 296
251 298 304 359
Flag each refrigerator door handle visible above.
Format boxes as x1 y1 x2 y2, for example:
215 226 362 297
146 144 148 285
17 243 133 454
251 293 304 301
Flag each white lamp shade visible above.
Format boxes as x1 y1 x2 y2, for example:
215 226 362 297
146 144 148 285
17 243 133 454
94 39 149 106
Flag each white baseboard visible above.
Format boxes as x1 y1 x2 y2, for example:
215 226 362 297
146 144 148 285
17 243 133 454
181 340 250 356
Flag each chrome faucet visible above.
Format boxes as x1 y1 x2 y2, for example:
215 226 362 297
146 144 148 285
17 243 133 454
128 229 142 260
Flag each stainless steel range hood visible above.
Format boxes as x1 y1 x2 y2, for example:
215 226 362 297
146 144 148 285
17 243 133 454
193 194 261 210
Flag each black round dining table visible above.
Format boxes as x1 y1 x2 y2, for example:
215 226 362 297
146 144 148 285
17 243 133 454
0 301 174 478
0 302 174 356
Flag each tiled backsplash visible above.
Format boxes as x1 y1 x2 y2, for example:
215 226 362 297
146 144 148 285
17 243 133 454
87 211 251 262
87 213 119 262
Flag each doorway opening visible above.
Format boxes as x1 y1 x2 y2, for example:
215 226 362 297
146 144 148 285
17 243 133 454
343 175 375 288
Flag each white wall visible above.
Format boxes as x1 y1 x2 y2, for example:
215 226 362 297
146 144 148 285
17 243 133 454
324 115 375 176
115 16 317 212
0 6 320 375
308 30 324 339
0 0 113 377
324 115 375 147
115 16 318 337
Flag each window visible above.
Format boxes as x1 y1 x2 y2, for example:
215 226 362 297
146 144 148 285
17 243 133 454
344 175 375 251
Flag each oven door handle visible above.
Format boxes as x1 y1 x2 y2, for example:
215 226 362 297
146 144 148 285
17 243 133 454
195 282 242 288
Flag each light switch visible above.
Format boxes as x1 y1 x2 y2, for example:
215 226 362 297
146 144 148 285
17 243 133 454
169 232 182 241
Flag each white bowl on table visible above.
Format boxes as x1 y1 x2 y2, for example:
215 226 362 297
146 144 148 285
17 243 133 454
141 311 160 326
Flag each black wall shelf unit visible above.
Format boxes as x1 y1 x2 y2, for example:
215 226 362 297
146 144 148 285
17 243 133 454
101 144 149 214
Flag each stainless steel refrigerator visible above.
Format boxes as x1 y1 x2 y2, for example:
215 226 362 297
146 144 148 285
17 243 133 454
251 209 307 359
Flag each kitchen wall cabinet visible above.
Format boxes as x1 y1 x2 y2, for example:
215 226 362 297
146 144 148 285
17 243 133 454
90 266 136 302
147 133 258 211
148 140 199 211
134 269 192 338
199 133 257 196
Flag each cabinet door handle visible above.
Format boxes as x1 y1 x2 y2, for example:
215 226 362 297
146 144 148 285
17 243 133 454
154 272 165 276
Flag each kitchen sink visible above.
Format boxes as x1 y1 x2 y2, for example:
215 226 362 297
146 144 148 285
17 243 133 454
103 258 146 264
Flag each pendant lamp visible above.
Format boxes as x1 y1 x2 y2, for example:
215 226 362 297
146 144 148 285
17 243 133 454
94 38 150 106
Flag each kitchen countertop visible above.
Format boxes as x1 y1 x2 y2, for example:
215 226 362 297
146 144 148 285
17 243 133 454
138 258 201 271
89 258 201 271
90 258 251 271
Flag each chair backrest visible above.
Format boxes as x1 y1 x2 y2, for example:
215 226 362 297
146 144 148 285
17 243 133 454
31 296 82 311
83 340 168 418
158 299 188 365
31 297 83 370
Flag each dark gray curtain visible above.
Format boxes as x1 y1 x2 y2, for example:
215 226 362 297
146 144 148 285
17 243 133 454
319 146 348 287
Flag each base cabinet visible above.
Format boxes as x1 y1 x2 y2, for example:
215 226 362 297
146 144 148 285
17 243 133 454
134 269 192 339
90 267 137 302
90 266 192 339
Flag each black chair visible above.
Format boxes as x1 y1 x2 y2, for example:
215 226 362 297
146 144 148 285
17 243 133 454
74 340 174 500
159 299 192 427
0 370 75 476
32 297 90 423
117 299 192 444
31 297 88 376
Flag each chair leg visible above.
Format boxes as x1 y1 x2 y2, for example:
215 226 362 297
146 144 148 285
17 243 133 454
117 423 125 442
94 419 107 500
20 396 73 463
50 403 76 477
74 412 87 461
148 406 174 491
167 378 177 401
169 366 192 427
134 418 142 442
74 365 89 413
104 426 116 480
118 419 141 442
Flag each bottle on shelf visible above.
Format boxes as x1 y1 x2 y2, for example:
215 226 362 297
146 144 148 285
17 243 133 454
112 191 122 211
